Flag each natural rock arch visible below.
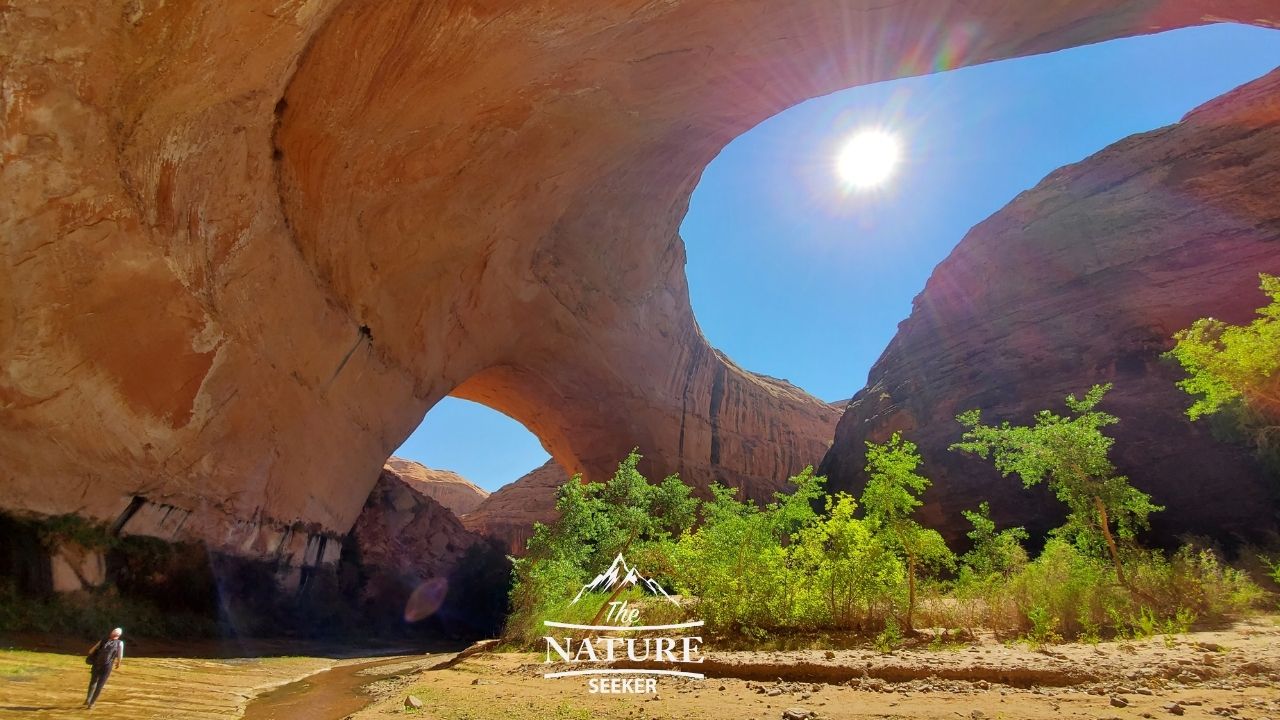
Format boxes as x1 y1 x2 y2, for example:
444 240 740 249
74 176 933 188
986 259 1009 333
3 1 1276 561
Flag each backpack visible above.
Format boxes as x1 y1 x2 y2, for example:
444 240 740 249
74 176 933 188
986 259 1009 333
85 638 118 666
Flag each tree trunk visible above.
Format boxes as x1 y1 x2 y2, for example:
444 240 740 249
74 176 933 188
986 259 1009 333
905 553 916 634
1093 495 1126 586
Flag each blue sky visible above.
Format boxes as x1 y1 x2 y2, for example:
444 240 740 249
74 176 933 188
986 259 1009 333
397 24 1280 492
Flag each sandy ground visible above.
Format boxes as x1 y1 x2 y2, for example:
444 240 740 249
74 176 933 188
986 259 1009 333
3 617 1279 719
356 616 1280 720
0 648 340 718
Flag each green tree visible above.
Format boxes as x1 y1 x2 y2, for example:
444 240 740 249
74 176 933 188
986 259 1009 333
958 502 1028 580
861 433 955 633
671 468 824 635
1165 273 1280 461
951 385 1162 588
792 493 903 631
506 450 696 642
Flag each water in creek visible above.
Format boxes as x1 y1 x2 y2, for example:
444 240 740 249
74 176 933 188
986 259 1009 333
243 654 436 720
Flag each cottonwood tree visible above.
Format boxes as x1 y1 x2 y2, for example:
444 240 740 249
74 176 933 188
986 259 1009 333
861 433 954 633
1166 273 1280 466
958 501 1028 581
951 384 1161 589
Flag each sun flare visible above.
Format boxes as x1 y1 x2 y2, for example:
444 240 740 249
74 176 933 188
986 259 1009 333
836 128 901 190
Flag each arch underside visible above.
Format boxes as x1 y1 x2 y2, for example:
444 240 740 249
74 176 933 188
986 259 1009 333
2 1 1278 560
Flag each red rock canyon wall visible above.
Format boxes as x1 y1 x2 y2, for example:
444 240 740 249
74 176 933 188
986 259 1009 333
3 1 1278 560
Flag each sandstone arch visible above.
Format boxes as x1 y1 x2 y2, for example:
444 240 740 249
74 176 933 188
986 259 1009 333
3 1 1277 560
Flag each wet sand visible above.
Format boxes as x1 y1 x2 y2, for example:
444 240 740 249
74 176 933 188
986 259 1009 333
4 616 1280 719
0 648 337 718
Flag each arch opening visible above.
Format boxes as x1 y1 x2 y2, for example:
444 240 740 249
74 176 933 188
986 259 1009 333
394 396 552 495
681 23 1280 403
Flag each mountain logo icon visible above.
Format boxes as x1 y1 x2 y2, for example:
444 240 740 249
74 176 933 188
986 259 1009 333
571 553 679 606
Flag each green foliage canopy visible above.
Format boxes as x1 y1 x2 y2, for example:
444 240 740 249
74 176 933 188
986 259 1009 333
1165 273 1280 422
861 433 954 631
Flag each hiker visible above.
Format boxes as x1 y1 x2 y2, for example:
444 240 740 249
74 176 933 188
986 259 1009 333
84 627 124 709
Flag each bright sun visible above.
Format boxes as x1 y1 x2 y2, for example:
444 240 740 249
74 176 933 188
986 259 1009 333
836 129 901 190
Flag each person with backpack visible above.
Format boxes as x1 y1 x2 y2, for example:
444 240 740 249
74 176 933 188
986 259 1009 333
84 627 124 709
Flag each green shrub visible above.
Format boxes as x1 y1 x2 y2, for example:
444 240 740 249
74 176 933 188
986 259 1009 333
791 494 903 633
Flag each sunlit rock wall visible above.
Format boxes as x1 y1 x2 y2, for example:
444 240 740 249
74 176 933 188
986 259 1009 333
820 69 1280 545
3 0 1276 558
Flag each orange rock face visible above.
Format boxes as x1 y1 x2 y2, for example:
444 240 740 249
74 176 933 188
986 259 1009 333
463 460 570 556
351 466 479 604
820 69 1280 545
2 1 1277 558
385 458 489 517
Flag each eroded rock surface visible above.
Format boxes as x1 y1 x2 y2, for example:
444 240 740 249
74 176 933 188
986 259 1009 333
820 69 1280 544
463 460 570 555
3 1 1278 557
384 458 489 517
350 467 479 609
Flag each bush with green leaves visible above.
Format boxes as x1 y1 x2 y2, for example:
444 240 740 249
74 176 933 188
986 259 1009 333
860 433 955 632
958 502 1028 583
508 426 1268 648
1166 273 1280 473
505 450 696 645
790 493 903 633
952 384 1162 588
667 471 822 635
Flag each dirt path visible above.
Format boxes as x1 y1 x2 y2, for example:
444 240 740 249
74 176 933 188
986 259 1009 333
353 616 1280 720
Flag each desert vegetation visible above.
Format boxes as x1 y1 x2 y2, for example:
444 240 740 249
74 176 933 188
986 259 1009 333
1166 272 1280 476
506 385 1272 649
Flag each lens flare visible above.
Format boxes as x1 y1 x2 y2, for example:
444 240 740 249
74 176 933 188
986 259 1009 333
404 577 449 622
836 129 901 190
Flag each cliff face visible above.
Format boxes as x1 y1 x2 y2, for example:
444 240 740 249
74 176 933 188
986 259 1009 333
384 458 489 517
463 460 570 556
350 467 480 609
4 1 1278 558
820 69 1280 545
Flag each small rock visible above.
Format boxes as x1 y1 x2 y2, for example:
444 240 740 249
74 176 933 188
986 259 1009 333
767 688 784 697
1165 704 1185 716
824 650 835 660
718 684 726 691
404 695 424 710
1137 687 1155 696
782 709 812 720
1112 696 1130 708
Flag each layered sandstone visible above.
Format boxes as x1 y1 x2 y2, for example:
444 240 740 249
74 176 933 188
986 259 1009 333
462 460 570 555
820 69 1280 545
350 467 480 609
3 1 1278 558
385 458 489 517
